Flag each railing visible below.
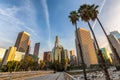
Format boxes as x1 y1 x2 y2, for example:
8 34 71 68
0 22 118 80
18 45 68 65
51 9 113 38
64 72 77 80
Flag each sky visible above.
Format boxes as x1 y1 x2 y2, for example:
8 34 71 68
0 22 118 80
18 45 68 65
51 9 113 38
0 0 120 59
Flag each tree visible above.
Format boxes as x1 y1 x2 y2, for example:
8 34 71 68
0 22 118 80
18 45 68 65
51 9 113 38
78 4 110 80
78 4 100 52
69 11 87 80
39 60 47 70
1 61 18 72
89 4 120 64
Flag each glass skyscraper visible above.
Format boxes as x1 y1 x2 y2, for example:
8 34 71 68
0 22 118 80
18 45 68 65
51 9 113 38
110 31 120 39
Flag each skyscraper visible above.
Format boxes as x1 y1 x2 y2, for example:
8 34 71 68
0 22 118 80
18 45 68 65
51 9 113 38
33 43 40 57
70 50 75 57
1 46 16 66
15 31 30 54
76 28 98 67
70 50 77 66
43 51 51 62
101 48 113 64
110 31 120 40
0 48 6 60
108 32 120 63
64 49 69 64
52 36 64 63
26 40 31 55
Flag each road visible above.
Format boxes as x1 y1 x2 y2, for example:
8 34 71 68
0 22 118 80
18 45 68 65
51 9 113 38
0 71 53 80
26 72 65 80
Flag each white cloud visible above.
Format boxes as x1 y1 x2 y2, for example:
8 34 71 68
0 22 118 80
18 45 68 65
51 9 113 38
99 0 120 33
0 4 38 36
92 0 106 28
41 0 51 50
0 2 40 52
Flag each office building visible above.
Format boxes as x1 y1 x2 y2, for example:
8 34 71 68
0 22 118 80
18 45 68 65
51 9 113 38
101 48 113 64
15 31 30 54
64 49 69 64
110 31 120 41
70 50 75 60
76 28 98 67
70 50 75 56
108 33 120 63
7 47 17 62
1 46 25 67
71 55 77 66
26 40 31 55
1 46 16 66
0 48 6 60
70 50 77 65
52 36 64 63
33 43 40 57
52 36 70 70
14 51 25 61
43 51 51 62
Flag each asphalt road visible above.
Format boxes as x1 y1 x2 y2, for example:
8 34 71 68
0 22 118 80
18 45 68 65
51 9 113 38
26 72 65 80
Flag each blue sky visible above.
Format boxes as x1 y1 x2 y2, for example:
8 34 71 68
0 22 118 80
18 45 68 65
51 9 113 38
0 0 120 59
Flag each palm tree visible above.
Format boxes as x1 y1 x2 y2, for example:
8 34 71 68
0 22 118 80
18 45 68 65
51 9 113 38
78 4 110 80
78 4 99 50
69 11 87 80
89 4 120 64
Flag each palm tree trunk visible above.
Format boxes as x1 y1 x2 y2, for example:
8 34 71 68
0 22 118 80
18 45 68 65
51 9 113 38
88 22 110 80
97 17 120 64
75 23 87 80
88 22 99 50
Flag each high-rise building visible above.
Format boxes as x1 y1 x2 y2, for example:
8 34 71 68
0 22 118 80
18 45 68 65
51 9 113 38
1 46 25 67
0 48 6 60
52 36 64 63
110 31 120 40
108 32 120 63
14 51 25 61
76 28 98 67
101 48 113 64
64 49 69 64
43 51 51 62
1 47 16 66
52 36 70 70
7 47 17 62
33 43 40 57
70 50 75 60
33 43 40 62
71 55 77 66
70 50 77 65
26 40 31 55
15 31 30 54
70 50 75 56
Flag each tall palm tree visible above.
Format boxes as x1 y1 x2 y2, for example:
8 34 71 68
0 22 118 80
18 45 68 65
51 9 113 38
89 4 120 64
78 4 110 80
69 11 87 80
78 4 99 50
